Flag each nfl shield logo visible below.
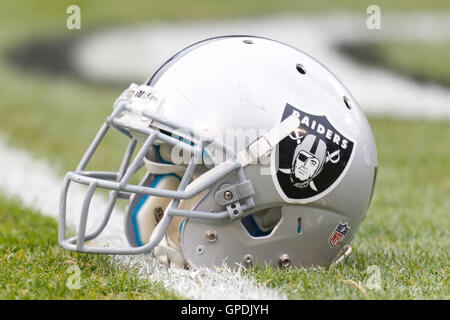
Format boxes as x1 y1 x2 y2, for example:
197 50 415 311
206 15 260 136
329 222 350 247
273 103 356 204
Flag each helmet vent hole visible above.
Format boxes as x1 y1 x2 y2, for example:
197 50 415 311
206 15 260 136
297 218 302 235
243 39 254 44
296 64 306 75
343 96 352 110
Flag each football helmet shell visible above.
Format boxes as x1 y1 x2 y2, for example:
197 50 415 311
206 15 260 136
59 36 377 269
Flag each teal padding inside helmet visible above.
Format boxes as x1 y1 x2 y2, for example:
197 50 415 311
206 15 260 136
131 145 181 246
131 174 179 246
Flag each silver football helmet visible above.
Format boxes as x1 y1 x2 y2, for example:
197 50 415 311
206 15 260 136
59 36 377 269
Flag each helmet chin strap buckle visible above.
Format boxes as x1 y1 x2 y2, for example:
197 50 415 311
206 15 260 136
237 113 300 166
113 83 164 122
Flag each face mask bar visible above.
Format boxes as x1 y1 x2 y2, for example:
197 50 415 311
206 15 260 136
59 84 300 255
59 105 255 255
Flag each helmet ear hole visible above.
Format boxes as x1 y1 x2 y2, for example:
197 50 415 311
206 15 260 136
241 207 282 238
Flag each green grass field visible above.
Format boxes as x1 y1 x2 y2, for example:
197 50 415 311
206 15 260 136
0 196 180 299
0 0 449 299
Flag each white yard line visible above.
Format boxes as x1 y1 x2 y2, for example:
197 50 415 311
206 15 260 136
72 12 450 119
0 138 285 300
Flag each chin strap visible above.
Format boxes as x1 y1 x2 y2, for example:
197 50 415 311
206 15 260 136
237 113 300 166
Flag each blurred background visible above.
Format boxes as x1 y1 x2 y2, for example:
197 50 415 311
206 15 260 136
0 0 448 299
1 0 449 170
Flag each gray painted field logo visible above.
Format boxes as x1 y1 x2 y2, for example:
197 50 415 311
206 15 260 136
273 103 355 203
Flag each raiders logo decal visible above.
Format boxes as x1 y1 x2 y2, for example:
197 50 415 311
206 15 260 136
272 103 356 203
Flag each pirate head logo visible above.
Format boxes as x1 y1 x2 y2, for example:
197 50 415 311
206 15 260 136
273 104 355 203
290 135 326 189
